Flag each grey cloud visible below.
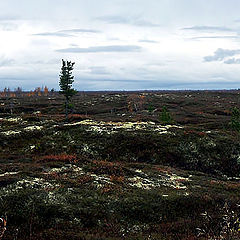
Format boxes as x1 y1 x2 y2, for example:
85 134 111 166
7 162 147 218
33 28 100 38
92 79 146 83
30 38 51 46
33 32 74 37
0 15 20 21
191 35 239 40
97 16 131 24
182 26 233 32
0 57 14 67
224 58 240 64
24 59 59 65
0 22 18 31
77 78 151 83
204 48 240 62
108 37 120 41
70 43 78 47
56 45 142 53
89 67 109 75
0 15 19 31
59 28 101 33
96 15 160 27
134 20 160 27
139 39 158 43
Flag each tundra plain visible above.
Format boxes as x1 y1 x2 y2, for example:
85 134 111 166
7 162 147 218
0 90 240 239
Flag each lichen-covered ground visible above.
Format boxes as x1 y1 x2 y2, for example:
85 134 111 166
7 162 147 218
1 91 240 239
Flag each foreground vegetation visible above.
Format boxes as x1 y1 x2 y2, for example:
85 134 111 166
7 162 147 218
0 90 240 239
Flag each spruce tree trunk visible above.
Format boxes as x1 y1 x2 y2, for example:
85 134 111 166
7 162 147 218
65 98 68 121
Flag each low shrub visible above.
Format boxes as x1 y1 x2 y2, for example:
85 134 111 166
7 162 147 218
230 107 240 132
85 160 124 176
197 202 240 239
37 154 77 163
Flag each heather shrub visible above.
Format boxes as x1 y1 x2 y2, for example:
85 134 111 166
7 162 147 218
197 202 240 240
230 107 240 132
37 154 77 163
84 160 124 176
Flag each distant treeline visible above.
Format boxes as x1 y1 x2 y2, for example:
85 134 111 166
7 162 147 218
0 86 55 97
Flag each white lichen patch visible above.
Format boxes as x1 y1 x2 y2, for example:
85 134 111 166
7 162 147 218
44 164 189 191
227 176 240 181
45 164 85 176
15 177 59 190
128 169 190 190
62 119 183 135
1 130 21 136
81 144 97 155
90 174 113 188
33 111 41 115
165 174 190 189
0 171 19 177
0 176 60 198
42 164 189 192
156 130 169 135
43 164 112 187
24 125 43 131
163 125 183 129
63 119 94 127
88 125 106 134
29 145 36 150
5 117 22 122
128 176 155 190
1 125 44 136
45 191 67 205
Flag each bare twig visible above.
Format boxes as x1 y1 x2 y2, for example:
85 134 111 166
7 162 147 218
0 215 7 240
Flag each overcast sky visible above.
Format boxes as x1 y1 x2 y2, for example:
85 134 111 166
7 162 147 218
1 0 240 90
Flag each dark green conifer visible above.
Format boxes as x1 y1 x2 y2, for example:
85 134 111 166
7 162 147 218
160 106 173 124
59 59 77 120
230 107 240 131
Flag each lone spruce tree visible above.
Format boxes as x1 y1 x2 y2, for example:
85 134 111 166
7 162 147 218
59 59 77 120
159 106 173 124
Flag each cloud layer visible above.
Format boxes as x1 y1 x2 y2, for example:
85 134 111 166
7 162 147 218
33 29 101 37
182 25 233 32
96 15 160 27
56 45 142 53
1 0 240 90
204 48 240 64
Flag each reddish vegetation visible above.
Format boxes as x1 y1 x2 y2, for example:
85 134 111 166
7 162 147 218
154 166 172 174
37 154 77 163
184 129 206 136
110 175 125 184
76 175 93 185
90 160 124 176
